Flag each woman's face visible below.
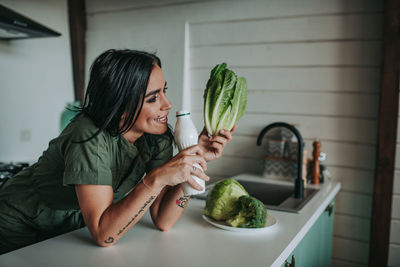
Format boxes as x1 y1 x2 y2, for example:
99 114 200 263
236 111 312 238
128 65 172 138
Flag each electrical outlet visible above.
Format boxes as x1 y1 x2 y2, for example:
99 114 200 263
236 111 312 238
20 129 31 142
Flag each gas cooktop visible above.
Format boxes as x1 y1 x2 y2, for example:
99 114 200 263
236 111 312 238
0 162 29 187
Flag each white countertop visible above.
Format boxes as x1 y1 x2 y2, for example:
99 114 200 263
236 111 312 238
0 174 340 267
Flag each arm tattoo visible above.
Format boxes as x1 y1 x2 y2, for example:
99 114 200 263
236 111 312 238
104 237 114 244
103 195 156 244
116 195 155 236
176 195 190 208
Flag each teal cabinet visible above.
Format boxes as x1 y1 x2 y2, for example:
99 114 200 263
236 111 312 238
282 201 335 267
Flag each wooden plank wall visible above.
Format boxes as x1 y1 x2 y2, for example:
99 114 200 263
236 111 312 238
188 1 383 266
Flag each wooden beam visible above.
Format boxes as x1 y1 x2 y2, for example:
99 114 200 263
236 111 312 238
370 0 400 265
68 0 86 103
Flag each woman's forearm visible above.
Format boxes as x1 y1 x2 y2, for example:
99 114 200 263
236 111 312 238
150 185 190 231
76 180 163 247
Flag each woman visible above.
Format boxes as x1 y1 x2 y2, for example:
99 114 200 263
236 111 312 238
0 49 236 254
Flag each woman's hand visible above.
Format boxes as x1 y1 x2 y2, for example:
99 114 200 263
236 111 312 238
146 145 210 192
198 125 237 162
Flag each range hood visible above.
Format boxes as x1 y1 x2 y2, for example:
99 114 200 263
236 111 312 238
0 4 61 40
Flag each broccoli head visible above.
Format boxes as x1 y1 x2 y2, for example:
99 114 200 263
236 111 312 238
226 195 267 228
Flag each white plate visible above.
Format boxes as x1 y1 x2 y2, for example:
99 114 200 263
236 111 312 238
202 213 277 232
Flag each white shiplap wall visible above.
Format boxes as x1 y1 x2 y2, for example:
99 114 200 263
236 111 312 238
86 0 383 266
390 112 400 265
188 2 382 267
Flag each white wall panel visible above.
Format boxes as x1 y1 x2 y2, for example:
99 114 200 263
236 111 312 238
328 167 374 194
191 67 381 93
332 259 365 267
205 156 262 179
192 112 377 144
87 0 205 14
392 196 400 219
334 214 370 242
388 244 400 267
395 171 400 194
87 0 383 20
395 145 400 170
191 42 382 68
215 135 376 170
192 90 379 118
191 14 382 46
335 192 372 218
332 237 369 265
390 220 400 244
393 86 400 264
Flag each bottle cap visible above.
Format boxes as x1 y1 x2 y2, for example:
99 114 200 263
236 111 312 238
176 110 191 117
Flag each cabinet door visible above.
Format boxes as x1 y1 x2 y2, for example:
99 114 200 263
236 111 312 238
282 201 335 267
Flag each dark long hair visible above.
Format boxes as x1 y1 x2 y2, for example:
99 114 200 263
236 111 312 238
75 49 173 145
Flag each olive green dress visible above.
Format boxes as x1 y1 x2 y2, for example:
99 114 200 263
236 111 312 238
0 114 173 254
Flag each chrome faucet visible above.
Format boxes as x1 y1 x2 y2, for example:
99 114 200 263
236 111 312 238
256 122 304 199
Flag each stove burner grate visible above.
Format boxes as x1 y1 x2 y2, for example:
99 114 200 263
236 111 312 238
0 162 29 188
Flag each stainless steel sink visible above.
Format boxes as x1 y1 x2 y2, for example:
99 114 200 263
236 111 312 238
193 178 319 213
236 179 319 213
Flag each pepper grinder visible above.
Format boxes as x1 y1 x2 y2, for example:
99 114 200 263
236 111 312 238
312 140 321 184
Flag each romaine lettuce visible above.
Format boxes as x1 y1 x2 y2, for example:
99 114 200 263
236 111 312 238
203 63 247 136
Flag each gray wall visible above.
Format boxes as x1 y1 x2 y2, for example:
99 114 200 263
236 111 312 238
0 0 74 162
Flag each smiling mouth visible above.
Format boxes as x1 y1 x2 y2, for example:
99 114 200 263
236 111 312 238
155 115 168 124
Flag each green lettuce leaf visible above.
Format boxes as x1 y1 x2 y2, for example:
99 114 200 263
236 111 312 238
203 63 247 135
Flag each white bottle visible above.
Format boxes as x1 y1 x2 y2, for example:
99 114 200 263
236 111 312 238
174 110 205 196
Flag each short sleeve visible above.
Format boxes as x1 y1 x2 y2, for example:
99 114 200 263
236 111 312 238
145 136 173 172
63 128 112 186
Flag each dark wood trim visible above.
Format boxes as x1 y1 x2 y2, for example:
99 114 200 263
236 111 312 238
68 0 86 103
370 0 400 265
